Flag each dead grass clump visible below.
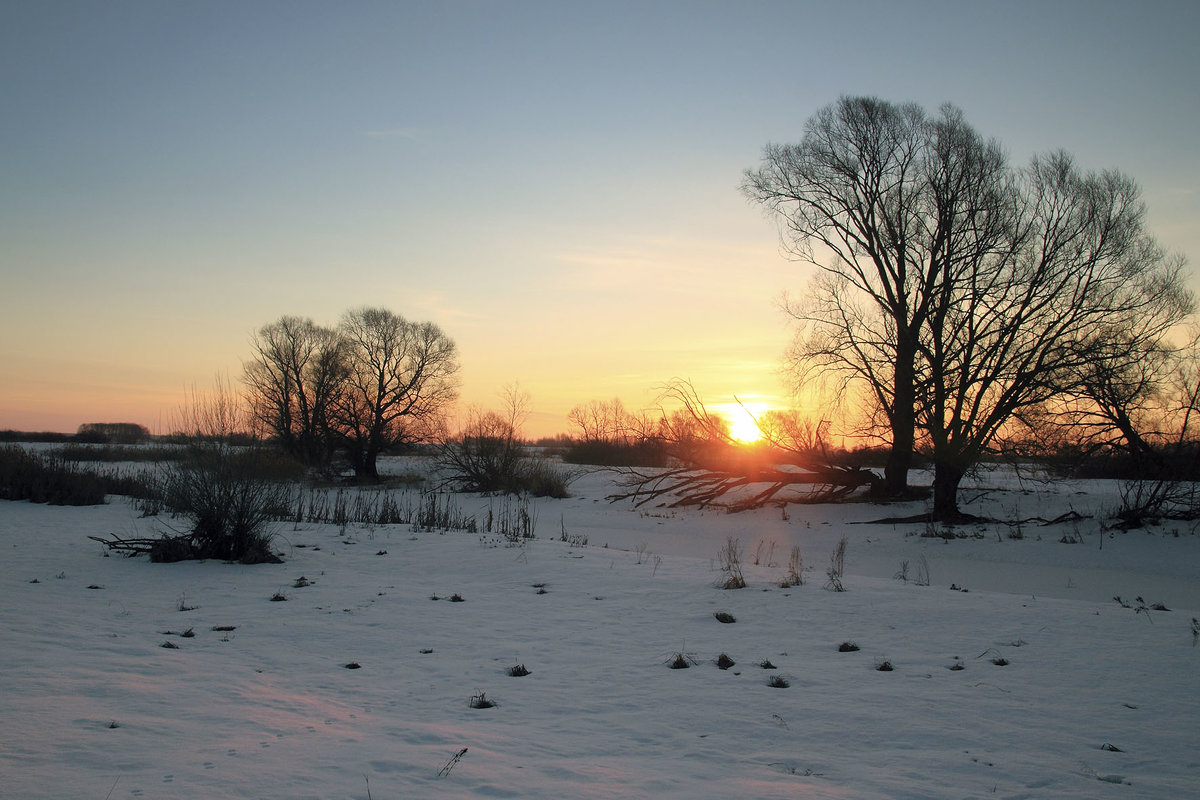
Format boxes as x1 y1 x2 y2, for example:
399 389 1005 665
716 653 736 670
717 536 746 589
825 537 847 591
469 691 497 709
506 664 531 677
779 546 804 587
668 652 697 669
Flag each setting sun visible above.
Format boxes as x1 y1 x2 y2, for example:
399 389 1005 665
722 402 769 444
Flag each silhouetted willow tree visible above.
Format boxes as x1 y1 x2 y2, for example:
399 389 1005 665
243 316 345 467
920 153 1190 518
745 96 1190 520
243 309 459 479
334 307 459 480
743 97 1012 499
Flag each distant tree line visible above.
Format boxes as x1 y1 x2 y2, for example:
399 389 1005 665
1 423 151 444
75 422 152 444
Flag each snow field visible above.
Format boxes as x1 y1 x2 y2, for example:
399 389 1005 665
1 466 1198 799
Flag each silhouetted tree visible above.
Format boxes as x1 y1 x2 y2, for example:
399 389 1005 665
243 316 345 468
919 152 1189 518
746 97 1190 519
744 97 1012 497
333 307 460 480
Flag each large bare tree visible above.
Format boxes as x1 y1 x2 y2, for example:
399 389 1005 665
243 316 345 467
743 97 1011 497
334 307 460 480
745 97 1190 520
919 152 1190 518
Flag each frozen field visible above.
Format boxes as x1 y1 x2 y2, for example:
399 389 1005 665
2 463 1198 799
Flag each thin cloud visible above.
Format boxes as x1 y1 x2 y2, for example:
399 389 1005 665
364 127 422 141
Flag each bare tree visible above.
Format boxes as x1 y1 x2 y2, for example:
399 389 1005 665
434 384 574 495
746 97 1190 520
743 97 1011 497
919 152 1190 518
1055 330 1200 526
334 307 460 480
567 398 639 444
243 316 345 468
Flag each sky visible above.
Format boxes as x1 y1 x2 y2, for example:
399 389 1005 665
2 0 1197 439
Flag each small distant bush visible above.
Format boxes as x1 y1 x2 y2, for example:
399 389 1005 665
559 439 671 468
520 458 574 498
767 675 790 688
434 398 576 497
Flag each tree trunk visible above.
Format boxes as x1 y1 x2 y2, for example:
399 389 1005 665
932 462 965 521
884 420 914 497
885 340 917 497
356 446 380 482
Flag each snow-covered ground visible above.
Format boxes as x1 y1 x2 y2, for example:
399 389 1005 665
2 461 1197 799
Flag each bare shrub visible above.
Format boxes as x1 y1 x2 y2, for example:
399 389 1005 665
161 446 293 563
436 386 574 497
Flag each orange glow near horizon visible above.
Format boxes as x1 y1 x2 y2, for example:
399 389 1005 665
720 402 771 444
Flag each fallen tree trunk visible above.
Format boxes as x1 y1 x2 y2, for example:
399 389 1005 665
607 464 884 509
